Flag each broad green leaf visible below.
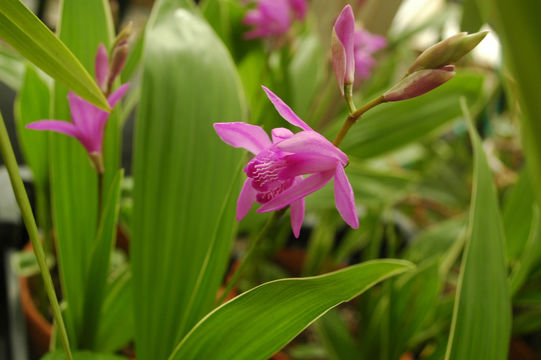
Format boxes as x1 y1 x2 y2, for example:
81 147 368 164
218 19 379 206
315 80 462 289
94 266 134 352
315 309 359 360
41 351 127 360
460 0 484 33
445 100 511 360
0 0 109 110
49 0 116 346
483 0 541 207
169 260 414 360
80 170 123 348
131 1 244 359
334 72 484 159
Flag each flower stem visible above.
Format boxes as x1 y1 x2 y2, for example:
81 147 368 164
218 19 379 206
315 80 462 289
333 95 386 147
216 209 285 306
0 114 73 359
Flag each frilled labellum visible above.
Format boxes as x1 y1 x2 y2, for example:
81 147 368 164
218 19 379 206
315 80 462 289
383 66 455 102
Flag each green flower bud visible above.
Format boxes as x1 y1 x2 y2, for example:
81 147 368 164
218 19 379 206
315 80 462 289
407 31 488 74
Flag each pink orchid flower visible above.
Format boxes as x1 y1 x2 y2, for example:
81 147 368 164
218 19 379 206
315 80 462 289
26 44 129 162
214 86 359 237
243 0 307 39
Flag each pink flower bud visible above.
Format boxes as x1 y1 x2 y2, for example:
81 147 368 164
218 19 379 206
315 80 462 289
384 66 455 101
332 5 356 96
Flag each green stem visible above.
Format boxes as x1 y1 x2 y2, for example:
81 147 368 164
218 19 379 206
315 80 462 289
333 95 386 147
216 210 285 306
35 183 52 254
97 170 103 222
0 114 73 359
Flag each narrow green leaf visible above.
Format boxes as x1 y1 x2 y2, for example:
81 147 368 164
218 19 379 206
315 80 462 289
131 2 244 359
0 0 109 110
49 0 116 346
315 309 359 360
80 170 123 349
503 168 535 262
445 100 511 360
0 44 24 90
334 72 484 159
14 65 50 187
169 260 414 360
509 207 541 296
94 267 134 352
41 351 127 360
483 0 541 207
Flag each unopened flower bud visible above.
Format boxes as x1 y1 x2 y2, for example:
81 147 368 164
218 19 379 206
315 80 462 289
112 22 132 50
408 31 488 74
384 66 455 102
108 43 128 87
332 5 355 96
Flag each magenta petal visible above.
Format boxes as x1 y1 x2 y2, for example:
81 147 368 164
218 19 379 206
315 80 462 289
333 5 356 85
26 120 80 139
275 131 348 165
108 83 130 108
214 122 272 155
289 195 305 238
258 170 334 213
280 153 339 178
289 0 307 20
95 44 109 91
237 178 257 221
67 92 98 130
271 127 294 143
331 30 347 94
333 166 359 228
261 86 312 131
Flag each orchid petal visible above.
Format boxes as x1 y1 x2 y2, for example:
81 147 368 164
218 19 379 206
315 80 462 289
334 166 359 228
275 131 348 165
289 0 307 20
108 83 130 108
271 127 294 143
258 170 334 213
26 120 80 140
67 91 99 130
261 86 312 131
290 195 305 238
280 153 339 179
237 178 257 220
214 122 272 155
333 5 355 85
95 43 109 91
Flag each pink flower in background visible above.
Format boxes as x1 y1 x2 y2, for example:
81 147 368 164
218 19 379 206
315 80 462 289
353 28 386 80
243 0 307 39
214 86 358 237
26 44 129 157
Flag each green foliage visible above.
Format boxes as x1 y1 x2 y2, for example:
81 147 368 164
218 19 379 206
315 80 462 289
169 260 413 360
49 0 116 346
445 101 511 360
0 0 109 110
131 1 245 358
